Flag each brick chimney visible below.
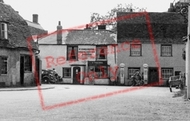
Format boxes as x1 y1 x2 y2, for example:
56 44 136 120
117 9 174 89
33 14 38 23
0 0 4 3
57 21 62 44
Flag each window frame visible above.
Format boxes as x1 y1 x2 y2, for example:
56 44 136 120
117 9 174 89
161 44 172 57
67 46 78 61
96 45 107 60
62 67 71 78
128 67 140 79
0 22 8 40
130 44 142 57
0 56 8 75
161 68 173 80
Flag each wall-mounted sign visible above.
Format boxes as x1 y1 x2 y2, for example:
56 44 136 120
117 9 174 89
78 46 96 60
88 61 107 66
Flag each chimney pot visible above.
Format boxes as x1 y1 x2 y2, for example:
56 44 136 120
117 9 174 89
33 14 38 23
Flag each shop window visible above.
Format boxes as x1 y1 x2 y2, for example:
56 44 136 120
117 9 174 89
96 46 107 59
161 68 173 79
0 56 8 75
130 44 142 56
67 46 78 60
24 55 32 72
0 23 8 39
63 67 71 78
161 44 172 57
128 67 140 78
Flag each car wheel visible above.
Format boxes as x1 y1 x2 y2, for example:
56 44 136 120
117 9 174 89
42 77 50 84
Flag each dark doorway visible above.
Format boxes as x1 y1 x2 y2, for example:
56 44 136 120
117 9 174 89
73 67 81 84
148 67 159 85
35 57 40 85
20 56 25 85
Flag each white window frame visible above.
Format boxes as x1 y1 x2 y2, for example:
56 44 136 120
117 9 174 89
128 67 140 79
0 23 8 39
161 68 173 79
161 44 172 57
62 67 71 78
130 44 142 56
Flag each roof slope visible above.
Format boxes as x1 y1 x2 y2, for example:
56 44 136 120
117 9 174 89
38 29 116 45
0 2 37 49
117 12 187 44
26 20 48 36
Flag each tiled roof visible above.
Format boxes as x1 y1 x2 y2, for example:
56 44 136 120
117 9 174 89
117 12 187 44
0 2 37 49
38 29 116 45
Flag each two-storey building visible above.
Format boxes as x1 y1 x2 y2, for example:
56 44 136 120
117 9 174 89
38 22 117 85
0 1 40 86
117 12 186 86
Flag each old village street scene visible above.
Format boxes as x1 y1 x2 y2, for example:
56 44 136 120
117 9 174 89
0 0 190 120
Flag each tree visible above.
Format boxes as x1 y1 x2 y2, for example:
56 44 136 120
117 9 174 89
90 3 146 31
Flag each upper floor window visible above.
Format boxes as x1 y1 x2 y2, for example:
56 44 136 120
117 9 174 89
0 56 8 75
96 46 107 59
0 23 8 39
67 46 78 60
161 44 172 57
130 44 142 56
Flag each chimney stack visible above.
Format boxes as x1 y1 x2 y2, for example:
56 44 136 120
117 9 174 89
0 0 4 3
33 14 38 23
57 21 62 44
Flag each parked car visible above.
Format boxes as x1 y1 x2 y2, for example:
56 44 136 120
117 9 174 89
41 69 62 84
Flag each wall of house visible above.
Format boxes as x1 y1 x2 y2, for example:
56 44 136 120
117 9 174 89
0 48 37 86
39 44 117 84
117 43 185 85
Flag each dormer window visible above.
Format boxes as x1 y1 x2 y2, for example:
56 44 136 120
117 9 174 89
0 22 8 39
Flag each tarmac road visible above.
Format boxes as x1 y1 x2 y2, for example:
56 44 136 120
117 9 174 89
0 84 189 121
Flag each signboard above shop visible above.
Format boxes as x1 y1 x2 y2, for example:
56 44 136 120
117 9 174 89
88 61 108 66
78 45 96 61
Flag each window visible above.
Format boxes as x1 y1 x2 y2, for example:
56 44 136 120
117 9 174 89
130 44 142 56
161 68 173 79
96 46 107 59
175 71 181 76
128 67 140 78
67 46 78 60
0 56 8 75
24 55 32 72
62 68 71 78
0 23 8 39
161 44 172 57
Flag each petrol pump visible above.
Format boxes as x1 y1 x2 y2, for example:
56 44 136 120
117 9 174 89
119 63 125 85
143 64 148 84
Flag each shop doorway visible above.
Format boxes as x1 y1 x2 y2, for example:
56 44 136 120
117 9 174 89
73 67 81 84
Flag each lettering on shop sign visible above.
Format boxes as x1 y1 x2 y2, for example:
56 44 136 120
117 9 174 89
78 47 96 60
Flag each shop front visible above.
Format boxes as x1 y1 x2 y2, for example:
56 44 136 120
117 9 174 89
87 61 110 85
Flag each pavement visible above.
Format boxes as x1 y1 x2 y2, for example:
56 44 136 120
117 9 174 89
0 84 55 91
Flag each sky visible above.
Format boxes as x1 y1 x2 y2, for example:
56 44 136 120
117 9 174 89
5 0 175 33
